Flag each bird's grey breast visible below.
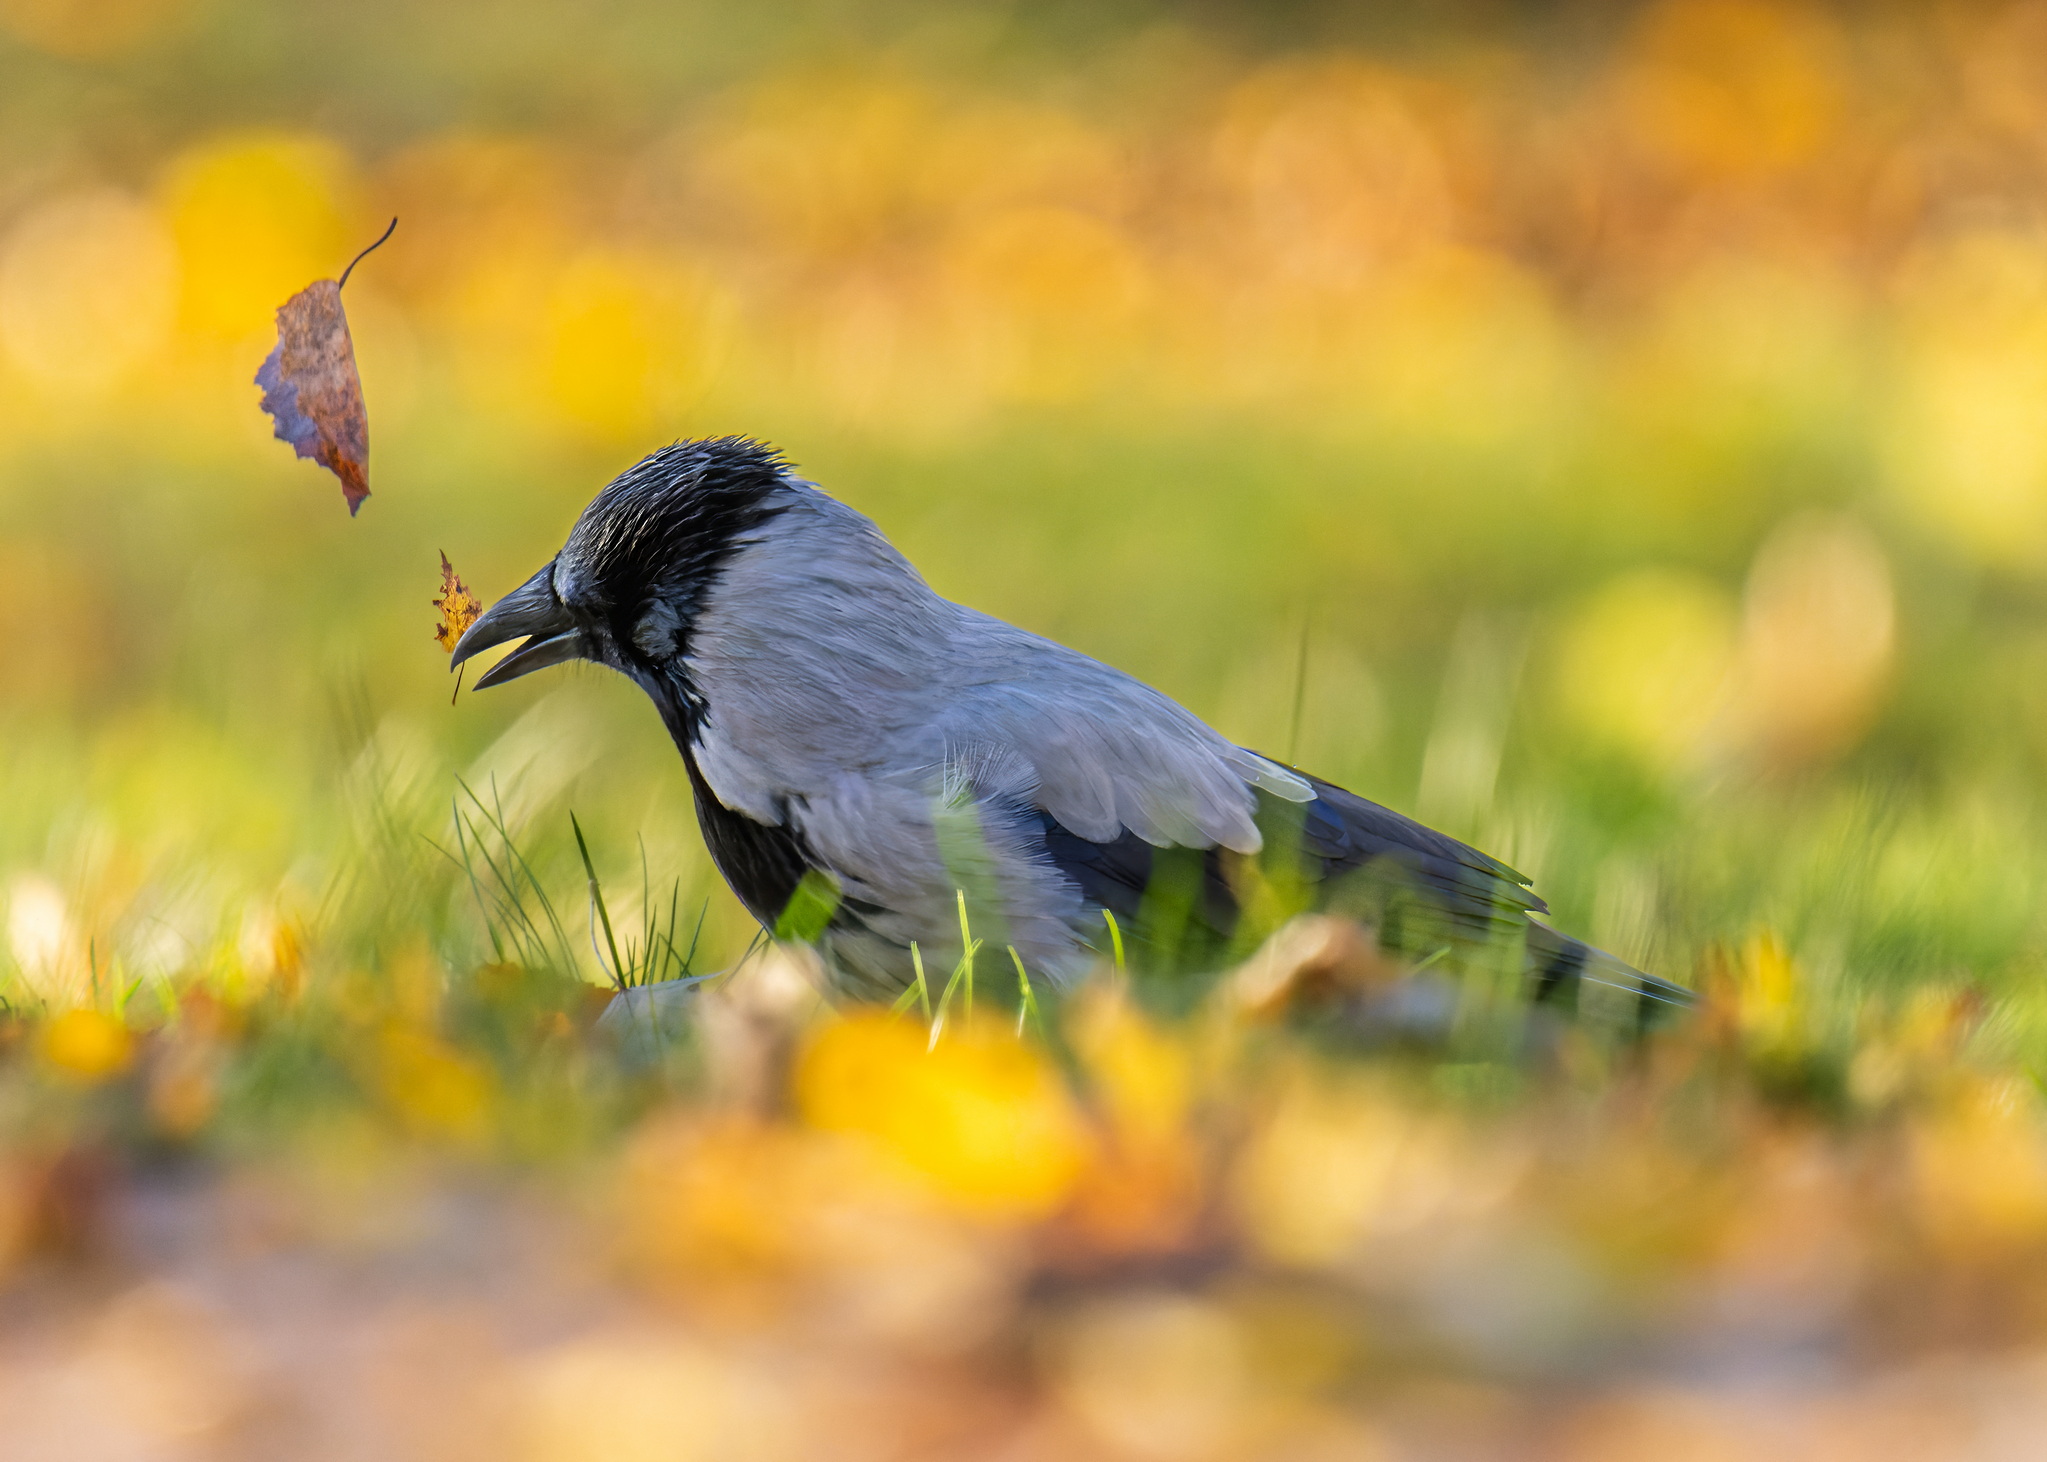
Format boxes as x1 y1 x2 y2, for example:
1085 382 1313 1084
682 488 955 823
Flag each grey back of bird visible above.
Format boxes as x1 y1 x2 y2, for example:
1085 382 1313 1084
680 483 1309 990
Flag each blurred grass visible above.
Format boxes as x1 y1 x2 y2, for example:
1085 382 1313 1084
8 0 2047 1455
7 0 2047 996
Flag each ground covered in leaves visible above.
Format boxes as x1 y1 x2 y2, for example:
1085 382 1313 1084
3 929 2047 1462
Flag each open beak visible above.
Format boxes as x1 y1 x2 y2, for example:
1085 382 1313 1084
450 561 590 689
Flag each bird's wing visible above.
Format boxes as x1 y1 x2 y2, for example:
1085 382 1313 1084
1018 769 1544 949
1284 768 1546 950
1291 769 1543 910
935 616 1309 855
933 617 1538 938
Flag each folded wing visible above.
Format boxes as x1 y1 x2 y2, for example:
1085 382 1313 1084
935 615 1538 952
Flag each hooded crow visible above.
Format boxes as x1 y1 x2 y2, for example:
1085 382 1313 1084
452 437 1689 1012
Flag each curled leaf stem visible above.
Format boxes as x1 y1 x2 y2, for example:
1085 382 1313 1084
338 217 398 291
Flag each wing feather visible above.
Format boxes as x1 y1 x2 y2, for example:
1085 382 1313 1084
939 616 1279 853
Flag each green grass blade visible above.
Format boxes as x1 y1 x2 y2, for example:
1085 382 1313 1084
571 812 628 992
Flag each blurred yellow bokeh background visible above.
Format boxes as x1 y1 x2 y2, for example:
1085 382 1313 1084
13 7 2047 1456
10 0 2047 994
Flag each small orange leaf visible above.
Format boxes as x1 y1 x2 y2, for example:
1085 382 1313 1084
433 552 481 653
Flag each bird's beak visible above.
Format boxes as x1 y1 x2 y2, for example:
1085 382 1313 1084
451 561 590 689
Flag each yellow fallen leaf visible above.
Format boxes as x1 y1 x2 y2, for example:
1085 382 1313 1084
432 551 481 653
793 1011 1089 1220
433 552 483 703
41 1009 133 1083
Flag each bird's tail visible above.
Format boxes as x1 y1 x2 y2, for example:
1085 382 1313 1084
1525 920 1694 1025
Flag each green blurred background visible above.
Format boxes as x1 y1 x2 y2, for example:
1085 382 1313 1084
4 0 2046 1007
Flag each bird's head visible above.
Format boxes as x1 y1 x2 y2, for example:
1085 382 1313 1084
450 437 792 699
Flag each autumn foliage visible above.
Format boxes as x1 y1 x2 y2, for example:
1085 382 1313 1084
254 278 370 513
432 552 479 653
12 1 2047 1458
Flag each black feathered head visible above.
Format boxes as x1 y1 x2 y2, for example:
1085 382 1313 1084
450 437 792 692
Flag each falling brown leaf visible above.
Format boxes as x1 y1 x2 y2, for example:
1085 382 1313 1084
253 219 394 516
433 552 481 653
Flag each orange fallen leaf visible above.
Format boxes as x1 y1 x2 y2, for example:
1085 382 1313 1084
40 1010 133 1084
253 218 394 516
433 552 481 653
434 552 482 703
